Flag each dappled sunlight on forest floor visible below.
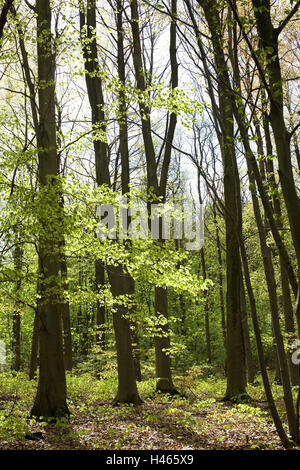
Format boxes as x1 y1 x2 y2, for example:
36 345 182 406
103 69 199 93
0 372 292 450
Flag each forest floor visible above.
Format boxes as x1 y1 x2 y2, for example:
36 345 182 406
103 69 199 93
0 369 298 451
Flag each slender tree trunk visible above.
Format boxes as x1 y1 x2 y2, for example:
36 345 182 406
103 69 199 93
179 293 187 336
12 239 22 372
226 16 299 437
29 258 42 381
56 100 73 373
130 0 178 394
200 248 212 363
116 1 142 382
251 2 300 344
80 0 141 404
235 106 298 441
197 169 212 364
262 120 300 385
131 323 142 382
279 257 300 385
239 233 292 447
213 203 226 349
197 0 247 400
95 259 105 349
240 279 255 384
60 246 72 371
0 0 13 42
78 264 89 357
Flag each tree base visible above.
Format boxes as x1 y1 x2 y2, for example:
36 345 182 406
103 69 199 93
155 376 179 394
155 383 180 396
112 394 143 406
221 391 251 404
30 403 70 422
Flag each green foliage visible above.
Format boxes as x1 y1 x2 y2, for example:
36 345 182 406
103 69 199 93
0 370 291 449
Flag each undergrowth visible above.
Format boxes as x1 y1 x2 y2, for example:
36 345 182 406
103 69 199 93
0 367 293 449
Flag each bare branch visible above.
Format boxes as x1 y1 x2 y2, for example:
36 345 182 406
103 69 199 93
275 0 300 37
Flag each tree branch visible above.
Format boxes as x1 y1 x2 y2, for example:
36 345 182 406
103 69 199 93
0 0 13 41
226 0 273 103
275 0 300 37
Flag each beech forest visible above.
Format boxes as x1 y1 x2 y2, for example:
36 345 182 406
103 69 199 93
0 0 300 454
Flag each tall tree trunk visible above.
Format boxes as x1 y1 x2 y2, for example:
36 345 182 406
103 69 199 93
197 171 212 363
250 0 300 339
95 259 105 349
240 279 255 384
200 248 212 363
80 0 141 404
154 285 175 392
78 264 89 357
197 0 247 400
108 268 141 404
12 238 22 372
30 0 68 418
262 118 300 385
212 203 226 349
130 0 178 394
29 258 42 381
16 6 69 386
56 100 73 373
239 232 292 448
116 0 141 382
264 32 300 271
60 245 72 371
234 102 298 441
227 13 299 435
